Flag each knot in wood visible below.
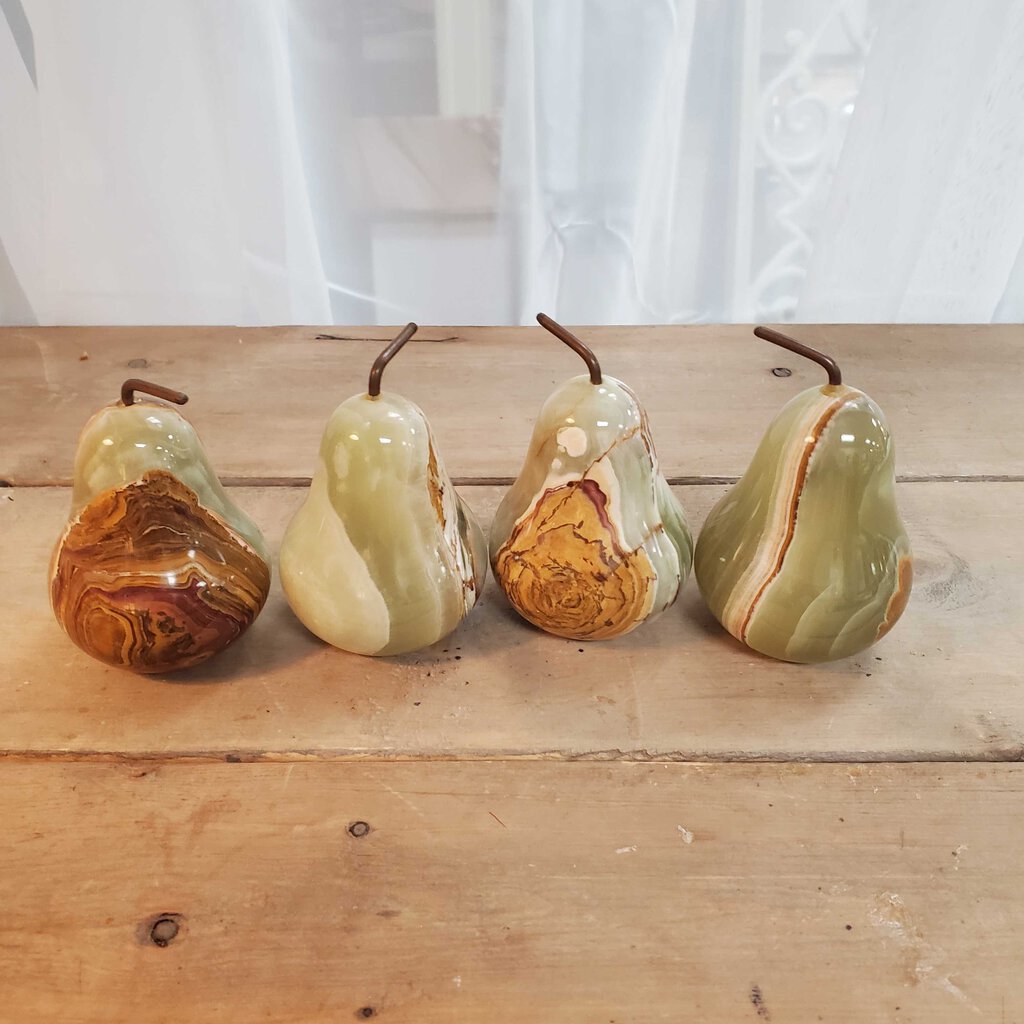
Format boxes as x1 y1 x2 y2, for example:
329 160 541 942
149 915 181 947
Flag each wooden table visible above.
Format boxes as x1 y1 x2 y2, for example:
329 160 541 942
1 324 1021 1022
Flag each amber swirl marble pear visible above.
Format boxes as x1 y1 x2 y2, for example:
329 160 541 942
279 324 487 656
490 314 692 641
50 380 271 673
694 328 912 664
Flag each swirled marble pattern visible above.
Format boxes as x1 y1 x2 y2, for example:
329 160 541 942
51 470 271 673
694 384 912 663
69 401 269 559
50 400 272 672
279 392 486 656
490 375 692 641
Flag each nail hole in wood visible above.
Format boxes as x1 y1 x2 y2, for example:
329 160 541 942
348 821 371 838
358 1007 375 1018
148 914 183 947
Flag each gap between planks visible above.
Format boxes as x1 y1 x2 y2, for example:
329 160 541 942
5 474 1024 488
2 748 1023 765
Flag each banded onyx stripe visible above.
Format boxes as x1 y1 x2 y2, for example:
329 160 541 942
721 386 855 641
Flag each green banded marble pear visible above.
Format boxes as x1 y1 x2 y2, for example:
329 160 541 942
489 314 693 641
694 327 912 664
279 323 486 656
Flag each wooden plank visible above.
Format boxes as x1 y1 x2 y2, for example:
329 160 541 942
3 481 1019 761
1 324 1019 485
0 760 1018 1022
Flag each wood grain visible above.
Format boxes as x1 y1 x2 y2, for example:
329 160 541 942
0 760 1018 1023
2 324 1019 485
4 482 1019 761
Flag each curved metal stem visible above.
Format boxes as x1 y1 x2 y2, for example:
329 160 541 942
368 323 418 397
754 326 842 386
537 313 602 385
120 379 189 407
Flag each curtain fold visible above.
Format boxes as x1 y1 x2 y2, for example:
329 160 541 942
501 0 704 324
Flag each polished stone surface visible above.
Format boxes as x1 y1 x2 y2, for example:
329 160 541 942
280 391 486 656
490 374 692 640
694 384 912 663
51 401 271 672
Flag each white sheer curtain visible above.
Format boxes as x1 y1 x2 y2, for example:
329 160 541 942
1 0 1022 326
802 0 1024 322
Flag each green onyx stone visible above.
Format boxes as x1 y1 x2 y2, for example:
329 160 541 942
694 383 912 664
280 392 486 656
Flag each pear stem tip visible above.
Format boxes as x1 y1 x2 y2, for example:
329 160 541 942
120 379 189 407
536 313 602 385
368 322 418 397
754 326 842 386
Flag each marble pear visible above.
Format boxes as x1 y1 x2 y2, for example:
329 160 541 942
490 314 693 641
694 327 912 664
279 324 487 656
50 380 271 673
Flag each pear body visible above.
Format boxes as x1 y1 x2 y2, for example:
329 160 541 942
50 401 271 673
279 392 486 656
490 374 692 640
694 383 912 663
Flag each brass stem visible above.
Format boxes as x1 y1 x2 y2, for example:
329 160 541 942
368 323 418 397
754 326 842 386
120 379 189 407
537 313 602 385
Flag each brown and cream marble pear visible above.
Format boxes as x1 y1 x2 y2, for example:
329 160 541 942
694 328 912 664
490 315 692 641
50 380 271 673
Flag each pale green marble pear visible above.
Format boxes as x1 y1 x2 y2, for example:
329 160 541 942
694 328 912 664
280 324 486 656
489 314 692 641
